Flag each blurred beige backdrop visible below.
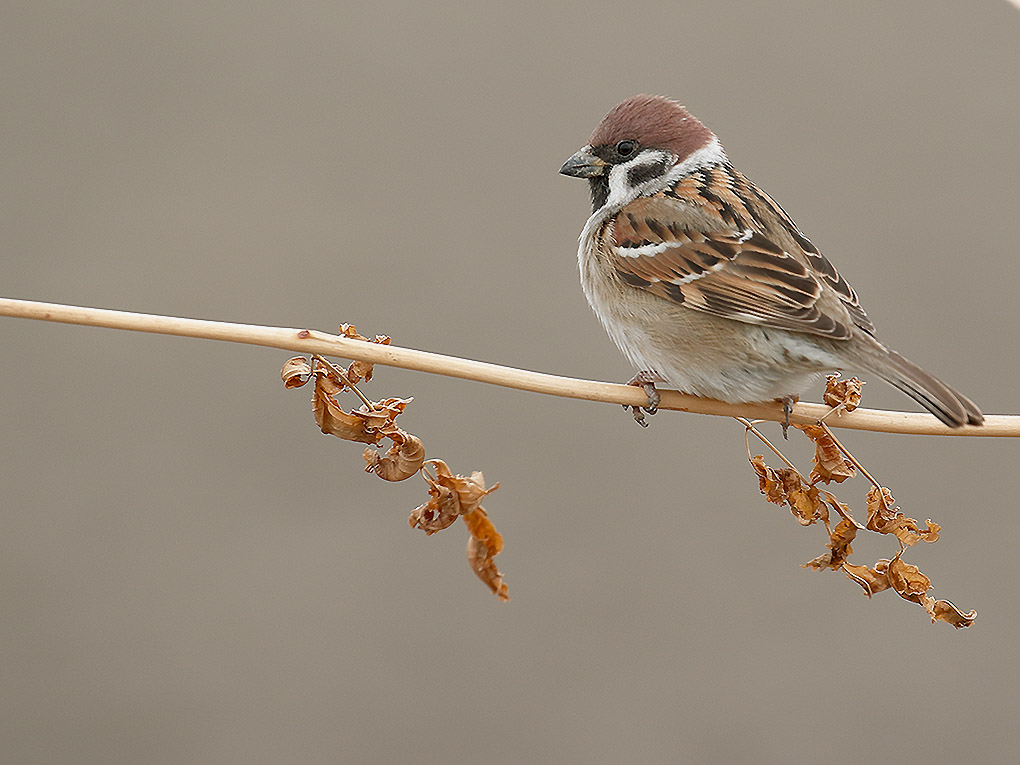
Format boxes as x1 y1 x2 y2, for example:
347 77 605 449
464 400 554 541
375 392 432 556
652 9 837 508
2 2 1019 763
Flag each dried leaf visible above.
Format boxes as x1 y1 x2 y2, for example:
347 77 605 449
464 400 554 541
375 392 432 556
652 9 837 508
347 397 414 437
843 560 892 597
928 599 977 629
409 483 460 535
408 496 460 534
889 517 941 547
751 455 824 525
750 455 787 505
805 518 857 570
312 375 380 444
785 474 825 526
887 554 932 604
430 460 500 516
463 508 509 602
797 424 856 484
865 486 898 534
864 486 939 546
823 373 863 412
281 356 312 389
363 430 426 481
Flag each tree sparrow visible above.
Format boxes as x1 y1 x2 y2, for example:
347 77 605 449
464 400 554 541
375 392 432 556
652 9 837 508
560 94 983 428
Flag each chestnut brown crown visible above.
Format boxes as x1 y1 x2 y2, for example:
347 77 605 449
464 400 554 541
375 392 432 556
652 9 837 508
589 94 715 162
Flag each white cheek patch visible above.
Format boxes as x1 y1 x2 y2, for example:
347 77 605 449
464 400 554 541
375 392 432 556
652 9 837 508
605 150 676 209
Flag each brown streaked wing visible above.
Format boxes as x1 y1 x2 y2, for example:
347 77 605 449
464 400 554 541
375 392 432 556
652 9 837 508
731 171 876 336
609 195 852 339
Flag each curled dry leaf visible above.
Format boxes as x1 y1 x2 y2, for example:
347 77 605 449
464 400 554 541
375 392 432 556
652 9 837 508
408 460 508 601
805 517 857 570
312 374 381 444
865 486 898 533
281 356 312 389
408 459 501 533
823 373 863 412
887 554 932 604
429 460 501 516
865 486 939 546
463 507 509 602
409 475 461 535
928 599 977 629
797 424 856 484
348 397 414 436
786 475 825 527
750 455 788 506
363 430 426 482
891 517 940 547
749 456 824 526
843 560 892 597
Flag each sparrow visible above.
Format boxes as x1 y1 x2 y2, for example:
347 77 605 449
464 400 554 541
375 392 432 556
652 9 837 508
560 94 983 428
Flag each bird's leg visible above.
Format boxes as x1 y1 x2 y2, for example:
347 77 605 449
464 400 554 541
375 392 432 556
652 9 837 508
625 371 663 427
779 395 798 439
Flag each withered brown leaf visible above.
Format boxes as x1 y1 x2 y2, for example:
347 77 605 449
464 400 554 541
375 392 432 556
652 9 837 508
805 518 857 570
887 554 932 604
823 373 863 412
429 461 500 516
281 356 312 389
843 560 892 597
311 374 380 444
363 430 425 482
408 459 501 534
864 486 939 547
750 455 788 505
785 474 825 527
797 424 856 484
750 455 824 526
928 599 977 629
409 466 462 535
463 508 509 602
865 486 898 534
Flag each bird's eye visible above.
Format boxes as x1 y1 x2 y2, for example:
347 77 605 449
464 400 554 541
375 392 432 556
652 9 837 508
616 140 637 157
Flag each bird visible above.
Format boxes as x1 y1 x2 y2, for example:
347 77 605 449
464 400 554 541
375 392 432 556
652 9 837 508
559 94 983 429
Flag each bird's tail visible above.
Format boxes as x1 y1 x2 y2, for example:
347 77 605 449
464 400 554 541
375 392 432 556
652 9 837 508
866 348 983 428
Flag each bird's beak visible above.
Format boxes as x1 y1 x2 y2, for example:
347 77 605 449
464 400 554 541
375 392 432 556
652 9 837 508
559 147 608 178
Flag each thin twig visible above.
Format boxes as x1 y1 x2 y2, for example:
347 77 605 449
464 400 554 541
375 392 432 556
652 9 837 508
737 417 802 473
1 296 1016 437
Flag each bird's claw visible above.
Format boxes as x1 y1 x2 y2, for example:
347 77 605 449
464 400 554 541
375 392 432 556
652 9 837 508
781 396 795 439
625 373 661 428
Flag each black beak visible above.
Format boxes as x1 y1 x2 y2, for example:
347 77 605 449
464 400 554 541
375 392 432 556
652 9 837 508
559 147 608 178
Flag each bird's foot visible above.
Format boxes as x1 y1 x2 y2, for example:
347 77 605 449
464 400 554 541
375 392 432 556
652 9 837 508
779 395 798 439
625 372 663 428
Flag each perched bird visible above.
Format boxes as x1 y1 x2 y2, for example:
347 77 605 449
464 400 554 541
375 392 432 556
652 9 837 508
560 94 983 428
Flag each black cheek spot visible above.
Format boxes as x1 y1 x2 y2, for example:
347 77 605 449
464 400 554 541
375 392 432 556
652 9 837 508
627 158 669 188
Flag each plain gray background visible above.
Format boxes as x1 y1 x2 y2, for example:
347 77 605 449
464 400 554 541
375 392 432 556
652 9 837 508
3 2 1019 763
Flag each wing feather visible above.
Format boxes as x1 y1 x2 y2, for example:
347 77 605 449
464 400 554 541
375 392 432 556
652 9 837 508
609 190 857 339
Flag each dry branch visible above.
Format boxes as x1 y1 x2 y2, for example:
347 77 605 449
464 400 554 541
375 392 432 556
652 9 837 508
1 297 1016 437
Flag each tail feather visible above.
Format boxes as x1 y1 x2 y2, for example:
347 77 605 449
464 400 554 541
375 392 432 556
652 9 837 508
873 350 983 428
